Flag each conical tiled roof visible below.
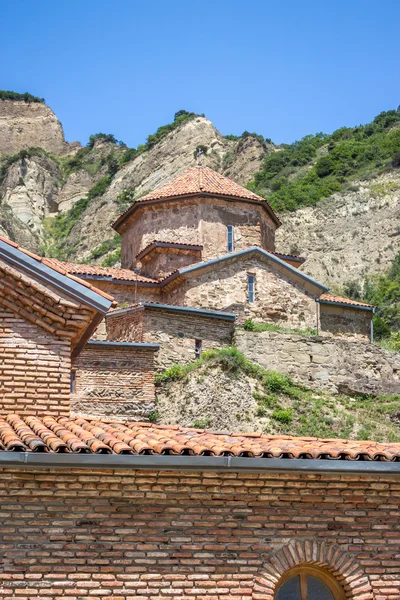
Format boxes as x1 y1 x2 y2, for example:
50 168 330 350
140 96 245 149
137 166 265 202
113 166 280 230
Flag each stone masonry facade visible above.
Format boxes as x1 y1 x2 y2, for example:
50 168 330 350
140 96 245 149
72 343 157 419
121 196 276 270
166 258 319 328
106 306 235 368
319 303 371 338
0 308 70 416
0 467 398 600
235 329 400 395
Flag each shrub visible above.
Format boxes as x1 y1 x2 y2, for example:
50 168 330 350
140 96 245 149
148 410 159 423
263 371 291 393
271 408 293 424
392 153 400 168
243 318 256 331
192 418 212 429
0 90 45 103
87 133 120 149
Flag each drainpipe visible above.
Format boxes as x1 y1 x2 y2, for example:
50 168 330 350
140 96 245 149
370 308 376 343
315 301 319 335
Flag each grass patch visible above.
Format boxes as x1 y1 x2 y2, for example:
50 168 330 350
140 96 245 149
155 346 400 441
243 318 317 337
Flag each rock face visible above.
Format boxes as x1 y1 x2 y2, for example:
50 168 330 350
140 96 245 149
235 329 400 395
0 100 72 155
276 173 400 287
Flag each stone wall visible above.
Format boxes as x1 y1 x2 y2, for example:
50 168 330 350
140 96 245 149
235 329 400 395
139 247 202 279
121 196 276 269
0 467 398 599
166 257 319 328
0 308 70 416
72 343 156 419
319 302 371 339
107 306 234 368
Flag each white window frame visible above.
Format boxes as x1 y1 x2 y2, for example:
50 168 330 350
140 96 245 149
227 225 234 252
247 274 255 303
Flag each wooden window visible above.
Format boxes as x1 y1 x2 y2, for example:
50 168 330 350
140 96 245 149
247 274 255 303
195 339 202 359
227 225 234 252
275 566 345 600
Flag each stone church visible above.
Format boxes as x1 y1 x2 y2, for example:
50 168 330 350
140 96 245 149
0 165 397 600
48 164 375 357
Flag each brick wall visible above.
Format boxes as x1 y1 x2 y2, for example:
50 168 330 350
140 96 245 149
0 467 398 599
319 303 371 339
166 257 319 328
0 308 70 416
121 197 276 269
72 343 156 419
107 307 234 368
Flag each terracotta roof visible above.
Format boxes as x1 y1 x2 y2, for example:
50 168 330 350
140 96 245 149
113 166 281 230
0 415 399 461
271 251 305 263
0 236 115 302
46 258 159 284
319 293 375 309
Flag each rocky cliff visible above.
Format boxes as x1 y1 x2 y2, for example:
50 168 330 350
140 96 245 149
0 98 399 290
0 99 75 155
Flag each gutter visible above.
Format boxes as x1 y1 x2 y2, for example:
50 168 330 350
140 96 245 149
0 241 113 314
86 340 160 350
107 302 237 321
0 452 399 476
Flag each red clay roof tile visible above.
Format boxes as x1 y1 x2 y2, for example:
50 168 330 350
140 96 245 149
113 166 281 230
45 258 159 284
0 415 399 461
319 293 375 309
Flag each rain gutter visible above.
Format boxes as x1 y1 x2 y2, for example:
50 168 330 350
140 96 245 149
0 453 399 476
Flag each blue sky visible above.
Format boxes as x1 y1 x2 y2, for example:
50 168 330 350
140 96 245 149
1 0 399 147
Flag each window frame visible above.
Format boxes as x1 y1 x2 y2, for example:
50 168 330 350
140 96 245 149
247 273 255 303
274 565 346 600
227 225 234 252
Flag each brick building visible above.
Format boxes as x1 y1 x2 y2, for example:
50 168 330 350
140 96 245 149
0 233 399 599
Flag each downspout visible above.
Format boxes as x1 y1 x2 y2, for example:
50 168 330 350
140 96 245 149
370 307 376 343
315 300 319 335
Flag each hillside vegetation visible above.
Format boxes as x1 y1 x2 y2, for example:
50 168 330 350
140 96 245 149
249 107 400 211
154 347 400 441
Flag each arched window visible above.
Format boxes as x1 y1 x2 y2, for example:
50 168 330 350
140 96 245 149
275 566 345 600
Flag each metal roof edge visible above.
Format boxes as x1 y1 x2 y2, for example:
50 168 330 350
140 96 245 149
0 452 399 475
86 340 160 350
0 241 113 314
175 247 329 292
107 302 237 321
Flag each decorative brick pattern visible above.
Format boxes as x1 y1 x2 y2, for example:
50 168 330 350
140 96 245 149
0 469 398 599
0 308 70 416
72 344 156 419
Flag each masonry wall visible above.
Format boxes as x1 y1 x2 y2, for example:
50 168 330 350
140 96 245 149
0 308 70 416
140 249 202 279
72 344 156 419
235 329 400 395
0 467 398 600
107 307 234 368
165 257 319 328
121 197 276 269
320 303 371 339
